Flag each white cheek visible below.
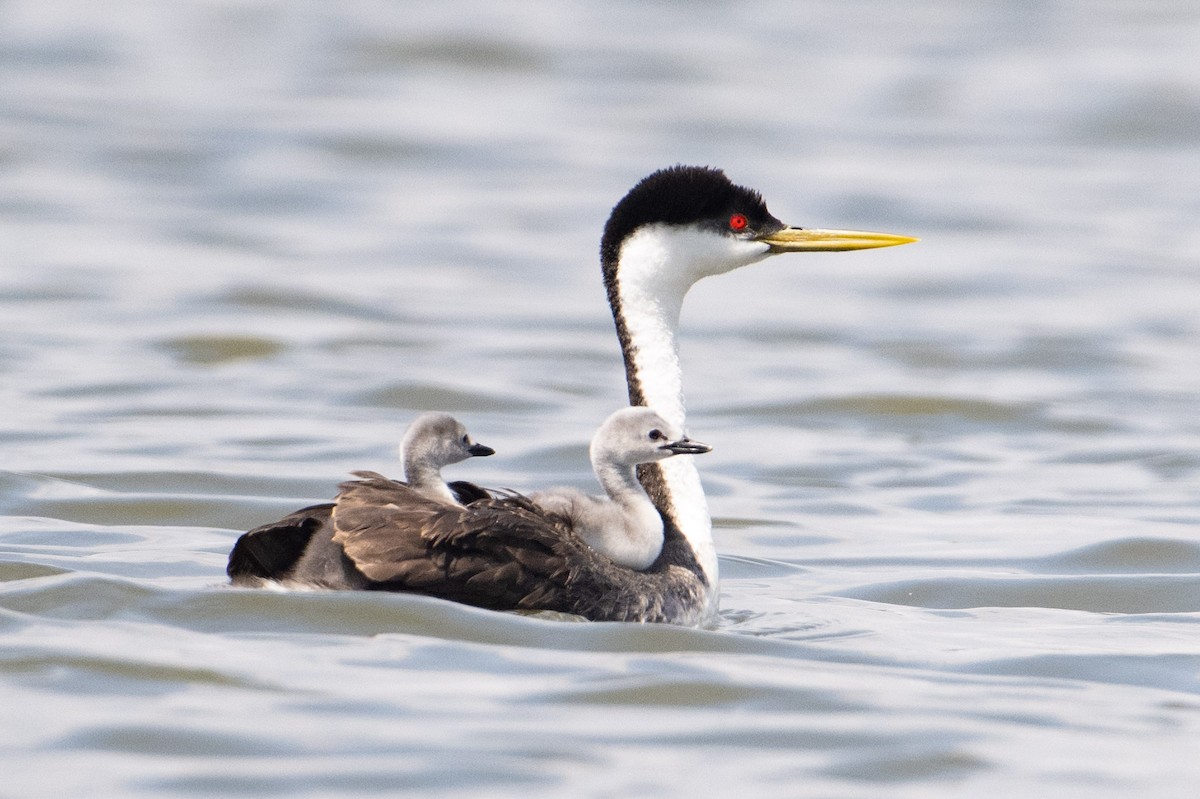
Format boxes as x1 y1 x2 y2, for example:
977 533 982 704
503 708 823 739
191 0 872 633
620 225 772 287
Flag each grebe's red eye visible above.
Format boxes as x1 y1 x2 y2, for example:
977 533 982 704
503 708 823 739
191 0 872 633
729 213 749 232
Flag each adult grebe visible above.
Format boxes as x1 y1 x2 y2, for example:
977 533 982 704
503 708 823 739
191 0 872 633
227 165 916 624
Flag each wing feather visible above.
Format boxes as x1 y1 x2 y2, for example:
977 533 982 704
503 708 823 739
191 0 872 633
228 471 710 623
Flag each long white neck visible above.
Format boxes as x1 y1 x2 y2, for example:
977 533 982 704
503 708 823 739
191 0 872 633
609 227 720 595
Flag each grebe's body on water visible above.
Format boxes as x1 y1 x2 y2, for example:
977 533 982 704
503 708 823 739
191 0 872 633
227 165 916 625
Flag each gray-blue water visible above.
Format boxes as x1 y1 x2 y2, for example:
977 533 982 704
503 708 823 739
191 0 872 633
3 1 1199 796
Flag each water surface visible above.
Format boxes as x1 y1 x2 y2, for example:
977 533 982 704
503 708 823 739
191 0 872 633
2 1 1199 797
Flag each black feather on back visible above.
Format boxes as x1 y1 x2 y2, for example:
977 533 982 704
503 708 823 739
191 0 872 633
447 480 494 505
227 503 334 581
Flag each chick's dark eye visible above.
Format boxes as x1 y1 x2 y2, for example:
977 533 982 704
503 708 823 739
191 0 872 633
462 435 470 445
728 213 749 232
648 429 664 441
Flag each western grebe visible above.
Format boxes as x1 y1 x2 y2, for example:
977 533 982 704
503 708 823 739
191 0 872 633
227 165 916 624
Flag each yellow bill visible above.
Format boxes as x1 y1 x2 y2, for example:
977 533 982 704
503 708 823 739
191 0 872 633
758 227 919 253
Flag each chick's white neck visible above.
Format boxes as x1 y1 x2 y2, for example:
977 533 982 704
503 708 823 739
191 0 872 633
588 454 665 571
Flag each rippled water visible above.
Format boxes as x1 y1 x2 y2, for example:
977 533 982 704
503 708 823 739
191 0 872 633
3 1 1200 796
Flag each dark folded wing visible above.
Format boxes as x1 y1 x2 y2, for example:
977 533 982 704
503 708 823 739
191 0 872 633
328 472 560 608
227 503 334 582
329 472 706 622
